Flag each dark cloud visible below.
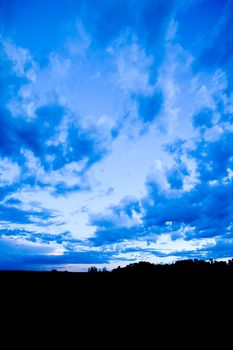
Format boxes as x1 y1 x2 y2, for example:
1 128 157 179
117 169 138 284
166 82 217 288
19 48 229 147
0 228 75 245
192 108 213 129
166 169 183 190
0 102 106 199
166 162 189 190
190 131 233 182
83 0 134 48
0 202 57 225
90 226 143 246
175 0 228 51
0 237 111 269
0 104 103 170
0 107 20 159
0 184 18 201
0 105 62 163
143 125 233 238
194 0 233 71
162 237 233 261
163 139 186 159
138 0 175 54
145 181 233 240
204 238 233 260
4 198 22 205
204 15 233 67
0 0 81 56
82 0 176 90
0 40 107 174
82 0 174 50
1 0 233 267
90 124 233 251
137 91 163 123
0 44 27 105
63 123 104 169
52 182 90 196
23 250 110 265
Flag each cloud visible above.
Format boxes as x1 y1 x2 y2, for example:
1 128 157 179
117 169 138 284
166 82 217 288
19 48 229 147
85 16 233 258
190 130 233 182
110 40 154 95
0 237 55 270
137 0 175 56
0 0 81 56
90 226 145 247
87 0 176 53
0 201 57 225
0 99 108 201
0 237 110 270
0 104 62 161
166 163 189 190
162 236 233 261
0 159 21 186
0 40 38 117
0 228 74 245
89 121 233 254
196 0 233 70
137 91 163 123
3 40 37 81
82 0 134 48
20 250 110 266
0 0 233 268
192 108 213 129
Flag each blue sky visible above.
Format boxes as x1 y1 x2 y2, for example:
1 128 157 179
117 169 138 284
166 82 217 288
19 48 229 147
0 0 233 271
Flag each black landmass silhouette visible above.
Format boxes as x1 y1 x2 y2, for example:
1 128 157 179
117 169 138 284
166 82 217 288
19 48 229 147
1 258 233 304
1 259 232 342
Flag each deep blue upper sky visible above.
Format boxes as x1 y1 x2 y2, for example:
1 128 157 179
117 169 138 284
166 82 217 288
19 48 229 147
0 0 233 270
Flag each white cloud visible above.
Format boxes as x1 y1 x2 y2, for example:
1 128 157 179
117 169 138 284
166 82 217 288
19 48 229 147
3 40 37 81
66 21 91 57
109 39 154 95
3 40 39 118
2 18 232 264
20 149 88 189
0 158 21 186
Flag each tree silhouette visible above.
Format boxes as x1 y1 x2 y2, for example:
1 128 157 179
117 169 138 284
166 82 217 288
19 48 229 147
88 266 98 273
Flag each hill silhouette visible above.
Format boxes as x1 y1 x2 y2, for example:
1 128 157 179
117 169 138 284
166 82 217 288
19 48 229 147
1 259 232 342
1 258 233 303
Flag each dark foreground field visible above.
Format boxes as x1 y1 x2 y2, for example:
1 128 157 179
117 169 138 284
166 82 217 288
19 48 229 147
1 260 233 343
1 259 233 306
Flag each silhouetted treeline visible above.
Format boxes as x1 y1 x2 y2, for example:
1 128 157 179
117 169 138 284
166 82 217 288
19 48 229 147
112 258 233 273
87 258 233 272
1 258 233 301
1 258 233 339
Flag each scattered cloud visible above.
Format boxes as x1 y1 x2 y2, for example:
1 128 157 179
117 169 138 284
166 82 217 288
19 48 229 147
0 0 232 269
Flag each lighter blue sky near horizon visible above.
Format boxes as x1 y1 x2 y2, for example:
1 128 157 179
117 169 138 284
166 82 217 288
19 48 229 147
0 0 233 271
